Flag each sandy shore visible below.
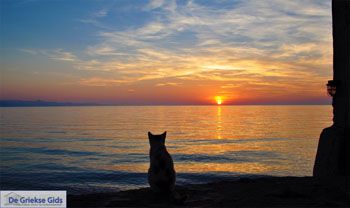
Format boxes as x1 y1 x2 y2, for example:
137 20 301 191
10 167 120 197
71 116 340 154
68 176 349 207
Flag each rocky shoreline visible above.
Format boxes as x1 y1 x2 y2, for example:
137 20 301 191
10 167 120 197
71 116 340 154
68 176 349 207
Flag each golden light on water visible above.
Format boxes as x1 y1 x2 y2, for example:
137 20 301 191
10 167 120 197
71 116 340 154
215 96 223 105
0 106 331 180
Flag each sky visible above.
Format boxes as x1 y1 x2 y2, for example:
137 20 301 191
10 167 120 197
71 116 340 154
0 0 332 105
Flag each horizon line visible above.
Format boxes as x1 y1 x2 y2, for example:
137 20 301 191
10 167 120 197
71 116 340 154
0 99 332 107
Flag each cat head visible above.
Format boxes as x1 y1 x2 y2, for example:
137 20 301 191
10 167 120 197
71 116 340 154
148 131 167 147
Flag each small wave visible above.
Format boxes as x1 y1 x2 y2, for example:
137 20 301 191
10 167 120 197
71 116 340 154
0 137 111 143
0 169 148 193
0 147 101 157
170 138 289 145
47 131 67 134
172 150 285 164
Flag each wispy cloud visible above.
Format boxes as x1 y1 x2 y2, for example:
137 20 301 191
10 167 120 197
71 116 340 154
19 48 76 61
48 49 76 61
79 77 130 87
156 82 182 87
144 0 165 10
94 8 109 18
18 48 38 55
78 4 115 30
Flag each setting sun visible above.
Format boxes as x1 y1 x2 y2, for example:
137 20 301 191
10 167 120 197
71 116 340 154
215 96 223 105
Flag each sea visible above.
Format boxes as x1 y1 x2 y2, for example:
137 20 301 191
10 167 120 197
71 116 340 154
0 105 332 194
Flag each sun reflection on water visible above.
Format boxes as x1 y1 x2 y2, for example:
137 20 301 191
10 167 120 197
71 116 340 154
216 106 222 139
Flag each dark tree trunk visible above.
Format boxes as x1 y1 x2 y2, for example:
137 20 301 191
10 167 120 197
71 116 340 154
313 0 349 177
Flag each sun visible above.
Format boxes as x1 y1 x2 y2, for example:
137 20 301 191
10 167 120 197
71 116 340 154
215 96 223 105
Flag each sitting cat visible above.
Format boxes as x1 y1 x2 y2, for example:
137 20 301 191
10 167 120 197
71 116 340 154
148 131 186 204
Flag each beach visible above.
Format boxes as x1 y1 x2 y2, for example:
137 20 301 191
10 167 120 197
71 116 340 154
68 176 349 207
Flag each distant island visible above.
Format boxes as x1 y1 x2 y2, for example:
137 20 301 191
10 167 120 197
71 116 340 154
0 100 98 107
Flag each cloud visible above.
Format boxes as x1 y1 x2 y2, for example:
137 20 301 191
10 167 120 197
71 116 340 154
48 49 76 61
86 44 130 56
79 77 130 87
78 6 114 30
19 48 76 61
18 48 38 55
94 8 108 18
144 0 165 10
155 82 182 87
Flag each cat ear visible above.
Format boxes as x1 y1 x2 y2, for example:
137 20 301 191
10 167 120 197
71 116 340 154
160 131 166 144
148 132 153 137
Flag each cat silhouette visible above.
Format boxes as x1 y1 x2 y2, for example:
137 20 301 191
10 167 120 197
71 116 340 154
147 131 186 204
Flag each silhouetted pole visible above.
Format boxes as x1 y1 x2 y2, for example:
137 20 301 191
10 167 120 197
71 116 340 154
313 0 349 177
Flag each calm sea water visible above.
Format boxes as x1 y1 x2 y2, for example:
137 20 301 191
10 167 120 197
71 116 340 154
0 105 332 193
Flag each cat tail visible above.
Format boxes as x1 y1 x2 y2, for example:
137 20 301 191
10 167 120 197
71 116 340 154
170 190 188 205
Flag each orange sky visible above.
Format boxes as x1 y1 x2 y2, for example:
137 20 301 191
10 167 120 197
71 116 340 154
0 0 333 105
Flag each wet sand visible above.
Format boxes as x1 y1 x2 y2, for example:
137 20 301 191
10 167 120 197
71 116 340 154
68 176 349 207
